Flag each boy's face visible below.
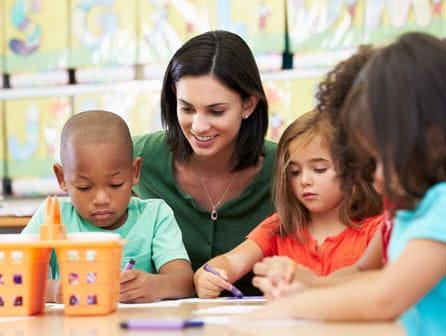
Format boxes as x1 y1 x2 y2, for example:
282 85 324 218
54 143 141 230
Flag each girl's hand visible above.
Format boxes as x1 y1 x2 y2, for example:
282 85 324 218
252 275 307 299
119 269 159 303
193 266 233 298
253 256 297 285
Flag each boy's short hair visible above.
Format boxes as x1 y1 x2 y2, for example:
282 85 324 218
60 110 133 166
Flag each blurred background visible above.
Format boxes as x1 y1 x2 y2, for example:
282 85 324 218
0 0 445 198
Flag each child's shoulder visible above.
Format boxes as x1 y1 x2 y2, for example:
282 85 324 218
259 213 281 228
424 182 446 205
129 197 171 214
355 213 384 236
360 213 384 227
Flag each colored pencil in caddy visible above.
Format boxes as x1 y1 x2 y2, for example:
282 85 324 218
0 196 124 316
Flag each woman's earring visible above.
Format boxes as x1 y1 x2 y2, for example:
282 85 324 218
243 115 249 119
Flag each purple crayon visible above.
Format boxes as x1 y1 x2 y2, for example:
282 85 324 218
120 319 203 330
203 263 244 298
123 258 136 271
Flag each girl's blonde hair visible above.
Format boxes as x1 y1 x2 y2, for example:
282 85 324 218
274 110 382 240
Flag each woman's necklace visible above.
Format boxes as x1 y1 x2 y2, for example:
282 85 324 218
195 163 238 221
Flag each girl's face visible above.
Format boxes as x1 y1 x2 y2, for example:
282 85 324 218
287 136 344 215
175 75 257 160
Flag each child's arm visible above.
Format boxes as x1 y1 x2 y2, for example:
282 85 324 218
253 228 385 298
194 239 264 298
119 259 194 303
247 239 446 320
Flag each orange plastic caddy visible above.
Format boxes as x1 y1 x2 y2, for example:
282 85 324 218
0 197 124 316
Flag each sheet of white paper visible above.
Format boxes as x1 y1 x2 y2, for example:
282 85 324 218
118 300 181 308
193 304 263 315
182 296 266 303
194 316 312 326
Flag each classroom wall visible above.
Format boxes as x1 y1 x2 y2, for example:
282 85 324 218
0 0 445 196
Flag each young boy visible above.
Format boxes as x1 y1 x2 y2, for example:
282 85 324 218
22 110 194 303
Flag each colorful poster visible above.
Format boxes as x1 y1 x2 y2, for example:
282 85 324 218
70 0 138 68
4 0 69 73
138 0 212 65
263 73 321 142
288 0 364 53
214 0 285 53
72 87 162 136
5 97 71 195
363 0 445 45
288 0 445 53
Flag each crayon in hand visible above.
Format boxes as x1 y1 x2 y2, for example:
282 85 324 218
123 258 136 271
203 263 244 298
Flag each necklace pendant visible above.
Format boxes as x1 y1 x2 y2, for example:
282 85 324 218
211 209 218 221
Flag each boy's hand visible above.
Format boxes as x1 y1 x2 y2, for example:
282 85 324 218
194 267 233 298
119 269 159 303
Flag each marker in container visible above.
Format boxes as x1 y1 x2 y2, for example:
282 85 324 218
123 258 135 271
203 263 244 298
120 319 204 330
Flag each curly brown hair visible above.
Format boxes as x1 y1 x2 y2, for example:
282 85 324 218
314 45 383 221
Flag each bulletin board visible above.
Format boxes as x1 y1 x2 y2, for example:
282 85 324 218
70 0 138 68
4 0 69 73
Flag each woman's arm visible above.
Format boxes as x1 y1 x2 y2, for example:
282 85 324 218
248 239 446 320
194 239 264 298
119 259 194 303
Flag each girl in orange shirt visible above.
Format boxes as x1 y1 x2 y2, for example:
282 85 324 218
194 108 383 298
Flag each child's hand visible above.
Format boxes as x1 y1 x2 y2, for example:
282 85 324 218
253 256 297 285
119 269 160 303
194 266 234 298
252 275 307 299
